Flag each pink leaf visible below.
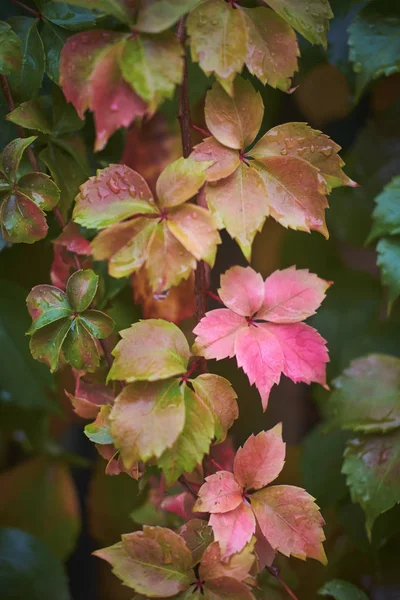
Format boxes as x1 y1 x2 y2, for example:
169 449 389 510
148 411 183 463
191 136 240 182
193 308 245 360
209 502 256 557
233 424 286 491
235 323 284 410
66 369 114 419
161 492 202 522
256 266 331 322
53 222 91 255
251 485 327 564
219 266 264 317
194 471 243 514
267 322 329 388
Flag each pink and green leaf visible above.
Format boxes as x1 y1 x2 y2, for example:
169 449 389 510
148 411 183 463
191 373 238 443
66 269 98 312
156 157 212 208
191 137 240 183
17 173 60 211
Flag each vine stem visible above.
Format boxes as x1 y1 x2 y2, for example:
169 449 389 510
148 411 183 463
10 0 41 18
176 16 208 373
267 566 301 600
1 74 113 369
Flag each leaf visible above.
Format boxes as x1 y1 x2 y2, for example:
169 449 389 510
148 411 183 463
108 319 190 383
192 308 244 360
179 519 213 566
206 163 268 261
135 0 201 33
209 503 256 558
85 405 114 444
191 136 240 182
41 2 97 31
8 17 45 101
256 266 331 322
251 485 327 564
110 379 185 468
62 318 100 371
187 0 247 94
17 173 60 210
80 309 115 338
6 97 52 134
0 458 80 560
251 122 356 191
218 266 264 318
1 136 37 182
199 540 256 583
0 192 48 244
348 0 400 99
167 204 220 266
327 354 400 433
156 157 210 208
66 269 98 312
94 526 192 596
377 237 400 311
0 528 70 600
26 284 71 333
205 78 263 150
342 430 400 536
60 31 146 150
194 471 243 513
242 7 299 91
318 579 369 600
158 384 215 485
66 370 114 419
54 0 136 24
262 0 333 47
40 21 68 82
202 578 256 600
0 21 22 76
233 425 286 491
191 373 238 443
120 32 183 112
369 176 400 241
73 164 156 229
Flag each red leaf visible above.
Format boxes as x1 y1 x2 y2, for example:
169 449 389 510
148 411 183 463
209 502 256 557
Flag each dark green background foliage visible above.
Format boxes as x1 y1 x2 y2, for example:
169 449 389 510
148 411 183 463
0 0 400 599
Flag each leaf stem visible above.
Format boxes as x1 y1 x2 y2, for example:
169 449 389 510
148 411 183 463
178 475 199 498
267 566 300 600
10 0 41 18
176 16 208 373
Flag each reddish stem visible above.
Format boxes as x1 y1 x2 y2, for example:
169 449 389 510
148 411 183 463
192 124 210 138
10 0 41 18
267 566 300 600
178 476 199 498
207 290 224 304
210 457 225 472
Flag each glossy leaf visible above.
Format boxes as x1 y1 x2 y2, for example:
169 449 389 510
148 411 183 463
26 284 71 333
187 0 247 94
0 192 48 244
109 379 185 467
17 173 60 210
1 136 37 182
29 318 72 373
262 0 333 47
156 157 211 208
0 22 22 76
191 373 238 443
6 97 53 135
40 21 68 83
191 137 240 182
369 176 400 241
108 319 190 383
120 33 183 112
205 78 263 150
242 7 299 91
342 430 400 536
251 485 327 564
66 269 98 312
234 425 286 491
73 164 155 229
158 384 215 484
62 319 100 371
348 0 400 98
8 17 45 101
376 237 400 311
318 579 369 600
327 354 400 433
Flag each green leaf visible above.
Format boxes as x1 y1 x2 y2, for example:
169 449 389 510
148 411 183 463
93 526 192 596
369 176 400 242
41 2 98 31
51 85 84 135
348 0 400 99
110 379 186 468
327 354 400 433
342 429 400 537
80 309 115 338
301 424 349 508
135 0 201 33
318 579 369 600
191 373 238 443
85 405 114 444
18 173 60 211
158 384 215 485
0 458 80 560
6 97 53 134
156 157 211 208
40 21 69 82
0 280 54 411
0 528 70 600
26 284 71 333
263 0 333 47
120 32 183 112
8 17 45 101
377 237 400 311
29 318 72 373
0 21 22 76
66 269 98 312
1 136 37 182
62 318 100 371
108 319 191 383
0 192 48 244
53 0 136 25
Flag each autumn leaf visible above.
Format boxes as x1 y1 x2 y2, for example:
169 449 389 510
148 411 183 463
195 425 326 563
193 265 329 409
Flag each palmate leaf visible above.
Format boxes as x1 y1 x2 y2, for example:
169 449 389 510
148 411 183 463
318 579 369 600
194 265 329 410
78 160 220 292
194 78 355 260
26 270 114 372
